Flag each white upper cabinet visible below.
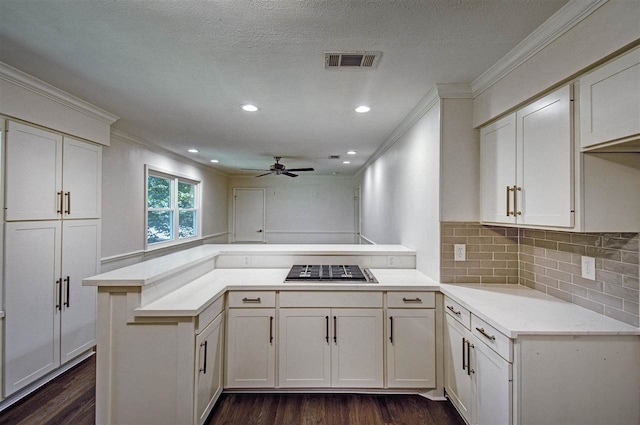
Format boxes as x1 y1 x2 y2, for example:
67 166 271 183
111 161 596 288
5 120 102 221
579 47 640 151
480 86 573 228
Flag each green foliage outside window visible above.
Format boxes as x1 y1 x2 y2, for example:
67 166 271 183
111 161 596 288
147 173 198 245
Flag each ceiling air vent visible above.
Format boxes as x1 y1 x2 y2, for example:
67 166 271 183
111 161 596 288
329 155 341 160
325 52 381 70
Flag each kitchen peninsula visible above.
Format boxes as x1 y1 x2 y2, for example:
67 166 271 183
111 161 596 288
84 244 639 425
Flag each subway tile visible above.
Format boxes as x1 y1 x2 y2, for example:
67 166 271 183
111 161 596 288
455 228 481 236
588 290 623 309
520 237 535 247
536 274 559 288
535 239 558 250
547 287 573 303
621 251 639 265
559 262 581 275
604 307 639 327
571 254 582 265
521 245 546 257
571 234 601 246
442 251 455 260
623 276 639 290
623 300 639 316
595 269 623 286
455 275 482 283
572 275 603 292
522 279 536 290
493 236 518 245
442 222 466 228
603 260 639 277
479 245 507 252
442 244 455 252
602 237 639 252
557 243 586 255
506 227 519 237
530 281 549 294
440 276 455 283
507 260 520 269
442 228 454 236
547 268 572 283
442 268 468 276
572 296 605 315
465 244 480 253
494 252 518 261
467 268 497 276
442 236 469 245
520 270 535 281
558 281 588 298
545 250 572 263
506 245 519 253
467 236 495 244
480 260 508 268
522 262 546 275
480 228 506 236
534 257 558 269
481 276 508 284
467 252 494 260
494 268 519 277
604 282 639 302
546 232 572 243
524 229 546 239
519 253 534 264
585 246 622 261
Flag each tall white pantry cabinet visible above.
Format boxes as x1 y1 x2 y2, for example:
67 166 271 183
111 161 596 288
3 120 101 397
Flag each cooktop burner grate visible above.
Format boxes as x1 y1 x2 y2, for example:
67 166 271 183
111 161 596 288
285 265 377 283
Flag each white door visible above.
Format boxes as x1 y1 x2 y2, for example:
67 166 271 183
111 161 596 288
278 308 332 388
195 313 224 425
62 137 102 219
386 309 436 388
4 221 62 395
517 86 573 227
226 308 275 388
480 114 517 224
331 308 383 388
60 219 99 364
444 314 473 424
233 188 265 242
472 337 512 425
5 121 62 221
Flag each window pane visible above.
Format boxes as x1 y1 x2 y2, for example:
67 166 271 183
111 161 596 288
178 182 195 209
179 210 196 239
148 176 172 208
147 211 173 244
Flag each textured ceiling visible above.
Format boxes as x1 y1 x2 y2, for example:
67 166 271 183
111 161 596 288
0 0 568 176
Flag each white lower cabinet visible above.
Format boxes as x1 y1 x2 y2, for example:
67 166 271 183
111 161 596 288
472 335 512 425
444 313 473 424
225 292 276 388
3 219 99 396
195 312 224 425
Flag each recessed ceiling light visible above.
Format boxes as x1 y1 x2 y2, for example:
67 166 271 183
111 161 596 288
342 160 351 164
187 149 199 153
355 105 370 113
347 150 357 155
210 159 219 163
241 104 259 112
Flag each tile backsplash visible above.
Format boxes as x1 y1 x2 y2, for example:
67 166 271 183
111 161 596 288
441 222 640 327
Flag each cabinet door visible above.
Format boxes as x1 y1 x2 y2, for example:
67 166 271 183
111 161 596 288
5 121 62 221
62 137 102 219
480 114 517 224
4 221 61 395
195 313 224 425
580 47 640 149
444 313 472 424
517 86 573 227
226 308 275 388
387 309 435 388
472 336 512 425
60 220 99 364
278 308 331 388
331 308 383 388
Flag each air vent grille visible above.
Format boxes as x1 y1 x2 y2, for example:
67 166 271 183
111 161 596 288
325 51 381 69
329 155 341 159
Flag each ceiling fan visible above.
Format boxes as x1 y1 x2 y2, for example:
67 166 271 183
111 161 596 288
243 156 315 178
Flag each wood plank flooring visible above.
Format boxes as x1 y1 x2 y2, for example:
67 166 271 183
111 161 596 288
0 356 465 425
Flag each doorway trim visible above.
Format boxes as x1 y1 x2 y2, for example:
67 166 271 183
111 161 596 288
232 187 266 243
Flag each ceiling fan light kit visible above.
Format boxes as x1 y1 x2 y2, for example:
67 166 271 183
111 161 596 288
242 156 315 178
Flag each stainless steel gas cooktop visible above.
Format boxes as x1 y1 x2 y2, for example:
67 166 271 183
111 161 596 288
284 264 378 283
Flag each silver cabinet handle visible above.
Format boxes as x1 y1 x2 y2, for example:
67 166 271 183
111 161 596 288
242 297 261 303
55 278 62 311
402 297 422 303
199 341 208 374
57 191 64 215
513 185 522 216
446 305 461 315
506 186 512 216
476 327 496 341
466 339 475 376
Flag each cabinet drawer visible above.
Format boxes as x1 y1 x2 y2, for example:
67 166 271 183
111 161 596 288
279 291 382 308
444 296 471 330
471 315 512 362
387 292 435 308
197 296 224 334
228 291 276 308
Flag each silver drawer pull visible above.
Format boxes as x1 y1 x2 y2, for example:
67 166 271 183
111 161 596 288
476 327 496 341
402 297 422 303
446 305 461 315
242 297 261 303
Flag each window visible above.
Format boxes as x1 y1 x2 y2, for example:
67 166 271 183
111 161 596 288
146 166 200 247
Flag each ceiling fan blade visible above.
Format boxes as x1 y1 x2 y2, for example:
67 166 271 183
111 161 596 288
254 172 273 178
286 168 314 172
242 168 271 171
283 172 298 177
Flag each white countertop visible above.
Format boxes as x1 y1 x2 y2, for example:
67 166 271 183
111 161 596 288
135 268 440 317
440 284 640 337
84 244 416 287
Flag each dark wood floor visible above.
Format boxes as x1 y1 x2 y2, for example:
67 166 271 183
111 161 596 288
0 356 464 425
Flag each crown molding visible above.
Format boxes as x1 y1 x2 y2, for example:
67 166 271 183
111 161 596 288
0 61 119 124
437 83 473 99
471 0 608 96
110 128 229 178
356 86 440 177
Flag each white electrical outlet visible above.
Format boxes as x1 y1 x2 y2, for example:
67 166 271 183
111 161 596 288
454 244 466 261
581 256 595 280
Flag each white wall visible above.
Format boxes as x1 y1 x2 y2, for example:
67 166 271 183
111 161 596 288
360 100 442 279
228 175 359 244
101 131 229 268
473 0 640 127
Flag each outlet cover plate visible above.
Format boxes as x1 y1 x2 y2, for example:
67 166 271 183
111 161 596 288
581 256 595 280
454 244 466 262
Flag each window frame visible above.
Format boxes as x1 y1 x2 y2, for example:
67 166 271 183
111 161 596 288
144 165 202 250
